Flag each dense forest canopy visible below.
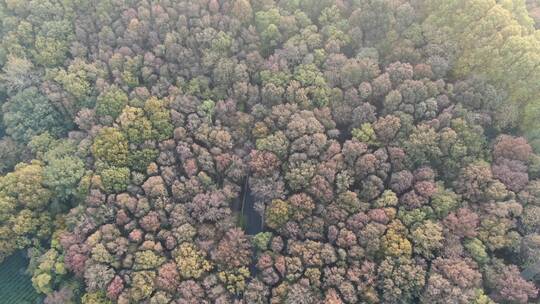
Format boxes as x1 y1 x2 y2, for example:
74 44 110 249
0 0 540 303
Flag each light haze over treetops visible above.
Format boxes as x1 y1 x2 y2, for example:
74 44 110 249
0 0 539 303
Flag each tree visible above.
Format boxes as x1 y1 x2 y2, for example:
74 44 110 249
0 137 22 174
218 267 250 295
43 156 85 201
381 220 412 258
129 271 155 302
0 55 37 94
463 240 488 267
521 234 540 272
44 286 76 304
3 87 69 143
486 261 538 303
31 247 67 295
405 124 441 167
186 190 231 223
454 161 495 203
378 257 426 304
266 199 290 230
411 220 443 259
423 0 540 148
133 250 166 271
95 86 128 121
156 262 179 293
32 20 74 67
100 167 130 193
422 257 482 303
351 123 377 146
212 228 252 268
117 106 153 144
443 208 479 238
174 243 212 279
106 276 124 300
81 291 111 304
144 97 173 141
92 127 129 167
493 135 533 163
84 263 114 292
51 59 102 111
0 160 53 261
231 0 253 23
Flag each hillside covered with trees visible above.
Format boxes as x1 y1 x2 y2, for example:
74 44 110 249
0 0 540 303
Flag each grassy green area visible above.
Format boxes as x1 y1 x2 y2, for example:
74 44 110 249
0 252 42 304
